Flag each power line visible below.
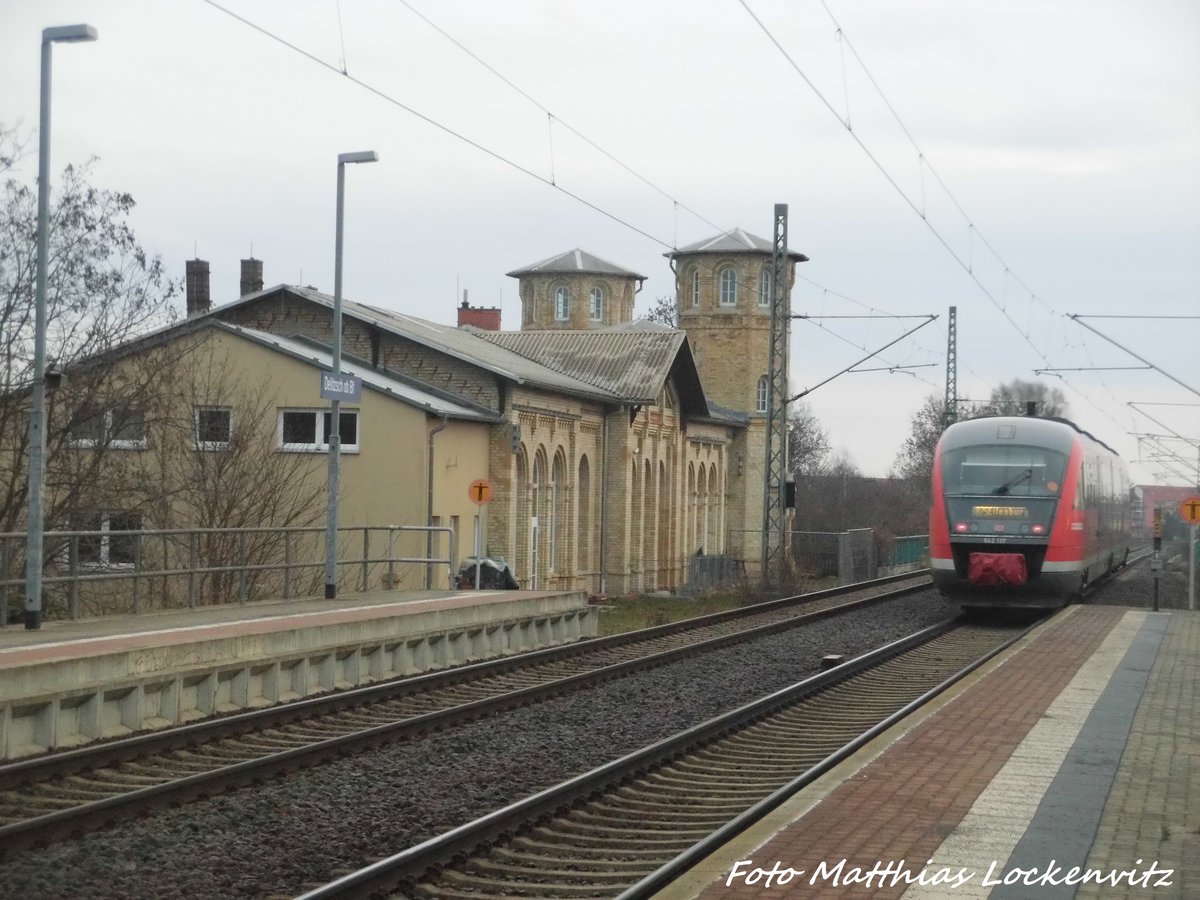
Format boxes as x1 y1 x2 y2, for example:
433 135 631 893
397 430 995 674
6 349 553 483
394 0 723 236
742 0 1193 461
202 0 676 250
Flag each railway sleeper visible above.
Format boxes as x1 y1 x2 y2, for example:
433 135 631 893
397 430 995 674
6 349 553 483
511 835 692 860
566 803 731 829
604 790 749 816
525 825 697 850
461 856 652 884
414 879 613 900
491 845 664 871
430 867 631 896
666 758 800 780
645 769 782 791
549 815 713 841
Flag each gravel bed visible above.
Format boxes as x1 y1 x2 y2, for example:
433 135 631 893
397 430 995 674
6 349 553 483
1093 547 1196 610
0 591 955 899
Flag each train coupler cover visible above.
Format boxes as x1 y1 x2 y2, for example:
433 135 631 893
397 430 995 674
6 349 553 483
968 552 1028 586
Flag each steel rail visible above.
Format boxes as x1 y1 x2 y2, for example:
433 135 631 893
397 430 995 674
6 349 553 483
0 570 928 790
0 573 931 855
296 616 1038 898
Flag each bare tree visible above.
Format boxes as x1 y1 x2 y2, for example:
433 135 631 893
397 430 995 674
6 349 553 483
980 378 1070 418
141 345 327 604
1 132 178 606
788 401 831 478
639 295 679 327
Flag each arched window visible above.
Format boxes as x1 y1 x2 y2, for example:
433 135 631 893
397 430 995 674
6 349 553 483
577 455 591 577
719 267 737 306
758 267 772 307
554 286 569 320
589 286 604 321
756 375 769 413
690 268 701 307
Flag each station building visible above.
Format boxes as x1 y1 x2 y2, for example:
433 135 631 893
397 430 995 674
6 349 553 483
40 229 805 599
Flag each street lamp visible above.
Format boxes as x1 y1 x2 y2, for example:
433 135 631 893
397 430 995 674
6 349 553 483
324 150 378 599
25 24 98 631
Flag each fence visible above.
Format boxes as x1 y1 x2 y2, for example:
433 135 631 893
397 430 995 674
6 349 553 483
881 534 930 574
0 524 456 625
792 530 928 585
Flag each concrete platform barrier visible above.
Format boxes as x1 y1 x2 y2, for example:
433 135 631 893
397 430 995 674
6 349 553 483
0 590 595 760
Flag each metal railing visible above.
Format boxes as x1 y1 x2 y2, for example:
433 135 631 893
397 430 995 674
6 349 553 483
0 524 456 625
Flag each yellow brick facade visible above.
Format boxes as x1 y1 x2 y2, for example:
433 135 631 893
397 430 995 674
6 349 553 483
518 272 639 330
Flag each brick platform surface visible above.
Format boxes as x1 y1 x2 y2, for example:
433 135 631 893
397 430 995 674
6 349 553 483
660 606 1197 899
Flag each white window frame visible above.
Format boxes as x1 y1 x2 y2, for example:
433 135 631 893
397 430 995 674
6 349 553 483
278 408 360 453
589 286 604 321
756 375 769 414
719 267 737 306
76 511 143 569
690 268 700 307
194 406 234 451
69 406 147 450
554 286 569 320
758 267 772 307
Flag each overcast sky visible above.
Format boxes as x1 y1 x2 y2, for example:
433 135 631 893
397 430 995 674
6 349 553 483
3 0 1198 485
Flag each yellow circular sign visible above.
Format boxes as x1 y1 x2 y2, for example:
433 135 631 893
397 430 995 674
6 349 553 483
468 479 494 505
1180 495 1200 525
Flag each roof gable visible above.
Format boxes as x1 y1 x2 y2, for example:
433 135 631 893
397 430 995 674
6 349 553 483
476 327 709 417
209 285 625 403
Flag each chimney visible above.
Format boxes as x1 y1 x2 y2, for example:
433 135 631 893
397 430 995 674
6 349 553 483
185 259 211 317
240 257 264 296
456 289 502 331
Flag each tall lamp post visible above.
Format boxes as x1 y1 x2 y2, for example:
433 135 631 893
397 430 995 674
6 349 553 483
25 24 98 631
324 150 377 599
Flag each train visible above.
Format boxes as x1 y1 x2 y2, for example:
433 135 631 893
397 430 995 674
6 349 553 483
929 415 1133 607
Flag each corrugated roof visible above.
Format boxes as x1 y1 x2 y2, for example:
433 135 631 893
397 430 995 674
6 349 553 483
505 248 647 280
211 323 501 421
666 228 808 261
477 328 686 404
213 286 626 403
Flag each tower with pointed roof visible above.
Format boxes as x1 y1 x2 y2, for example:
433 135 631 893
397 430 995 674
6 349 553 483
666 228 808 570
506 249 646 331
666 228 807 416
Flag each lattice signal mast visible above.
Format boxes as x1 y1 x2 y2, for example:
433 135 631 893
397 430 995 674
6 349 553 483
943 305 958 429
762 204 790 578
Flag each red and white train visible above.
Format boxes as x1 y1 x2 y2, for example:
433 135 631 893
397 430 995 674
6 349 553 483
930 415 1133 607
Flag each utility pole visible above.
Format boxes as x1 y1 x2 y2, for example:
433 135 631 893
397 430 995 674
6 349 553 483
762 204 790 581
942 305 958 430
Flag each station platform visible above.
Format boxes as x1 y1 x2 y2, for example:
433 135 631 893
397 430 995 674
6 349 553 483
657 603 1197 899
0 588 594 760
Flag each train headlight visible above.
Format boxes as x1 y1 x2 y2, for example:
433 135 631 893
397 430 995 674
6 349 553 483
1032 524 1045 535
955 522 968 533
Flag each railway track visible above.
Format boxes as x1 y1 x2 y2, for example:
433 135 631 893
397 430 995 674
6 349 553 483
0 571 929 856
297 615 1038 900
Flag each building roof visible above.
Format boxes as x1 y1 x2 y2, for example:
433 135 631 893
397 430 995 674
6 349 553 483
213 286 627 404
216 324 501 422
505 248 647 280
665 228 809 262
475 325 709 416
56 314 502 423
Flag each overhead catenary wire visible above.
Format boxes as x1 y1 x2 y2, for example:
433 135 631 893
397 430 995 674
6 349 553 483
394 0 723 237
202 0 676 250
744 0 1194 468
208 0 947 396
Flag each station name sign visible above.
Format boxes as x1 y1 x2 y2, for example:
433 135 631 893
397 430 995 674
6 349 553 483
319 372 363 402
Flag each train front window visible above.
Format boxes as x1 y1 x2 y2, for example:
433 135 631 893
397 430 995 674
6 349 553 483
942 445 1067 497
